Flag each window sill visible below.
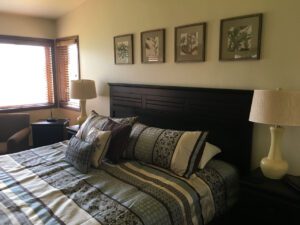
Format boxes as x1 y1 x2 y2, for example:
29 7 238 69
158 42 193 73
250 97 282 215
0 103 54 113
0 103 80 113
59 104 80 112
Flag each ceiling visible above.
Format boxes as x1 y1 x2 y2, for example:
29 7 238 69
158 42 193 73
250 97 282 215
0 0 88 19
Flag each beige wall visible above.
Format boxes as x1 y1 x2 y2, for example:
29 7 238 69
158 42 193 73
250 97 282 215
57 0 300 175
0 12 60 144
0 13 75 123
0 12 56 38
0 12 59 123
0 12 57 146
0 13 78 129
1 1 299 174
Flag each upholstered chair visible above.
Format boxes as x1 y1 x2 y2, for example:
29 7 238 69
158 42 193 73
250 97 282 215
0 113 31 155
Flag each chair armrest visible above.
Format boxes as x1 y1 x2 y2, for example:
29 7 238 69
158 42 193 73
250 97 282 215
7 127 31 153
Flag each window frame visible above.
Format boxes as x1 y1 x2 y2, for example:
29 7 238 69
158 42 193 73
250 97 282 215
0 35 82 113
55 35 81 111
0 35 57 113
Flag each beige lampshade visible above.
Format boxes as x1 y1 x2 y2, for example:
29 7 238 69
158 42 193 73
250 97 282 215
71 79 97 100
249 90 300 126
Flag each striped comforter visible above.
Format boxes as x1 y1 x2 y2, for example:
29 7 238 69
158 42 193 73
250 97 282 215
0 142 238 225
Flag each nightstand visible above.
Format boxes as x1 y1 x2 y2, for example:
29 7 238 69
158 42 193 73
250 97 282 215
238 168 300 225
66 125 80 139
31 119 69 147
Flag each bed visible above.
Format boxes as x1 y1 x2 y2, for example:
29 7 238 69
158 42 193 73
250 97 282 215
0 83 253 225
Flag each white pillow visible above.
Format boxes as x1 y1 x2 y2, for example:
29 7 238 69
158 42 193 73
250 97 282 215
85 128 111 168
198 142 221 169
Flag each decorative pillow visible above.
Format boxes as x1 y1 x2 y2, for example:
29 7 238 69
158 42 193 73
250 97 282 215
76 111 107 139
112 116 138 126
198 142 221 169
76 110 137 140
101 118 132 163
125 123 208 178
65 136 93 173
123 123 148 159
85 127 112 168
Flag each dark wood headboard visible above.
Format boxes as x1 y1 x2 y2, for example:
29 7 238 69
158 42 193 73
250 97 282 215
109 83 253 175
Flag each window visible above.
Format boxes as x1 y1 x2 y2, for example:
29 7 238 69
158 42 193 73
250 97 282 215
0 36 55 111
0 35 80 112
56 36 80 109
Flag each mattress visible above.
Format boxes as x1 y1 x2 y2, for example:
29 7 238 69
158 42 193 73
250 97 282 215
0 141 238 225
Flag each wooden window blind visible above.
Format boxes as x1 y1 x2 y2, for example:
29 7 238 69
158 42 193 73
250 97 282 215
0 35 55 111
56 36 80 109
45 46 55 104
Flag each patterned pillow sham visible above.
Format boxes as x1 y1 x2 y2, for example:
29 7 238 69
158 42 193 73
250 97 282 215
65 136 94 173
124 123 208 178
112 117 138 126
101 118 132 163
85 128 112 168
76 110 137 140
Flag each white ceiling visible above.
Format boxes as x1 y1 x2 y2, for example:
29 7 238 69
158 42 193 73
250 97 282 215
0 0 88 19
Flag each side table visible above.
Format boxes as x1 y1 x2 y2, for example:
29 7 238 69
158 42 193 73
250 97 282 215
238 168 300 225
66 125 80 139
31 119 69 147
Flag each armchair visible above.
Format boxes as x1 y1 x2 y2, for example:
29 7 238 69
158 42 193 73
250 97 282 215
0 113 31 154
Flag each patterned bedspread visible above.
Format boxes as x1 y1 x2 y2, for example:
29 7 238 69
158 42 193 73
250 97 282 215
0 142 238 225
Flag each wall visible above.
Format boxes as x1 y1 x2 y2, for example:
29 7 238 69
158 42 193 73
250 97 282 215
0 12 61 145
56 0 299 175
0 12 60 122
0 12 56 38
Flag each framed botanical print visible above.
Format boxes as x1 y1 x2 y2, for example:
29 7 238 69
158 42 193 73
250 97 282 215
219 13 263 61
141 29 165 63
175 23 206 62
114 34 134 64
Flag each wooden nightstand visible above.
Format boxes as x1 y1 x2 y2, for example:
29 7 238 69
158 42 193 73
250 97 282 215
31 119 69 147
66 125 80 139
238 168 300 225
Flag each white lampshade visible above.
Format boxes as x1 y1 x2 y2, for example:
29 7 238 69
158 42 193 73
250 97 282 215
249 90 300 126
71 79 97 100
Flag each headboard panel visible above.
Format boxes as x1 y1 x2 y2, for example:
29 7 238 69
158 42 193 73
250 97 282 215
109 83 253 174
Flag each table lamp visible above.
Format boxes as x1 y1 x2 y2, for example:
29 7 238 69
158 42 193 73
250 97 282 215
249 89 300 179
71 79 97 125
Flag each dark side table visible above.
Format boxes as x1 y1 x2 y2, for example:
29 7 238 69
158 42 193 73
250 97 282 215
66 124 80 139
31 119 69 147
238 168 300 225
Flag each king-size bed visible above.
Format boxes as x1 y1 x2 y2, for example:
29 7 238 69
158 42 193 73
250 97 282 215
0 83 253 225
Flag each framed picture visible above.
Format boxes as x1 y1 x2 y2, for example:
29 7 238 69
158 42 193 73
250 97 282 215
114 34 133 64
141 29 165 63
175 23 206 62
219 13 263 61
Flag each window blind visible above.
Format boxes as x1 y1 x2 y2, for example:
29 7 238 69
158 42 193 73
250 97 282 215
0 35 55 110
56 36 80 108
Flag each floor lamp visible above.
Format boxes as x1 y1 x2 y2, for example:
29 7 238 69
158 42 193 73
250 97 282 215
249 89 300 179
71 79 97 125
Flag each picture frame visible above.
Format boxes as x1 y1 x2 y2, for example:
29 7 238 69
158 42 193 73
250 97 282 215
175 23 206 62
219 13 263 61
141 29 165 63
114 34 134 64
